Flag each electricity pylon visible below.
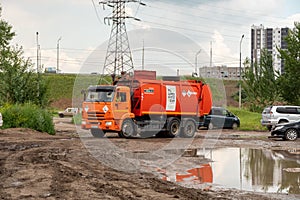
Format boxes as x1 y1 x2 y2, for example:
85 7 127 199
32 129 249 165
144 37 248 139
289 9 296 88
100 0 145 82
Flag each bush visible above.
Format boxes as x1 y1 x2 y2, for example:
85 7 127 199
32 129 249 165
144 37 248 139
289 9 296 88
0 103 55 134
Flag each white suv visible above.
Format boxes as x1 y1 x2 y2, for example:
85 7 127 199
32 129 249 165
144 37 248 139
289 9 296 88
0 112 3 127
261 106 300 131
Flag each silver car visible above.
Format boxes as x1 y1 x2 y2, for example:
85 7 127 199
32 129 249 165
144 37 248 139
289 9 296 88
261 106 300 131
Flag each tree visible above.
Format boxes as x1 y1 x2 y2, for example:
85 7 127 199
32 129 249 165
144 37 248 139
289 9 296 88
0 7 48 106
242 50 281 112
278 22 300 105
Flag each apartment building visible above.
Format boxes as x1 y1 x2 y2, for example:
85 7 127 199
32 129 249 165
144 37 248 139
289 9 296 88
251 24 289 74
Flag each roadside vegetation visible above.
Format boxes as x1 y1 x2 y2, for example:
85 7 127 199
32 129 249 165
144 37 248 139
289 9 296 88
0 7 54 134
0 104 55 134
229 107 266 131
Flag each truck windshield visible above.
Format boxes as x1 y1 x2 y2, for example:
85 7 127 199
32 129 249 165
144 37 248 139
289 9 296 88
86 90 115 102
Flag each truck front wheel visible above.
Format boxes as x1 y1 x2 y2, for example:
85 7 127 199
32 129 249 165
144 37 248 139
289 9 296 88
166 118 181 138
120 119 135 138
181 120 196 138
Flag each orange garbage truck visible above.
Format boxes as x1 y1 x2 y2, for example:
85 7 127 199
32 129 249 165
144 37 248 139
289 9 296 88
81 72 212 138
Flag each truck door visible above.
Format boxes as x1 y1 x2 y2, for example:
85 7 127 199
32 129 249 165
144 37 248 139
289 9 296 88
113 89 130 120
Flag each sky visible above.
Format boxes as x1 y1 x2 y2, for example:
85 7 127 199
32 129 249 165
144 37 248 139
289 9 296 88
1 0 300 75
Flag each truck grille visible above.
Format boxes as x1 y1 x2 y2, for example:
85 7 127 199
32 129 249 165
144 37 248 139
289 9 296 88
87 111 105 120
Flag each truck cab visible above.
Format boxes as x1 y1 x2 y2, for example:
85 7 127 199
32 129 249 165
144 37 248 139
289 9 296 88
81 85 134 137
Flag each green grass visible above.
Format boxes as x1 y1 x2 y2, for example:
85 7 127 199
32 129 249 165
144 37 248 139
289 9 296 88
44 74 77 101
44 73 112 108
228 107 267 131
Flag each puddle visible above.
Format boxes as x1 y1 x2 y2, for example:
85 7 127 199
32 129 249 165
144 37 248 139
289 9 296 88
155 148 300 194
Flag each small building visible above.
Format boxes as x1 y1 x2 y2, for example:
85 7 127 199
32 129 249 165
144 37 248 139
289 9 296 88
45 67 57 74
199 65 240 79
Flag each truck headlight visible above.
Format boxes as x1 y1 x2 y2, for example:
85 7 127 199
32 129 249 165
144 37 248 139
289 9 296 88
105 121 112 126
82 120 86 125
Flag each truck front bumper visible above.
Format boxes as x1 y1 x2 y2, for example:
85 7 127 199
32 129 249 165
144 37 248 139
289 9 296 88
81 120 120 131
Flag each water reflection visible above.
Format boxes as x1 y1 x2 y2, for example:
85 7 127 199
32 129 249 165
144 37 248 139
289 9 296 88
161 163 213 184
157 148 300 194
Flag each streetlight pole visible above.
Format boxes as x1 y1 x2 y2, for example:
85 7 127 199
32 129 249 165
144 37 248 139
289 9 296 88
36 32 40 98
239 34 244 108
195 49 201 77
36 32 40 73
57 37 62 73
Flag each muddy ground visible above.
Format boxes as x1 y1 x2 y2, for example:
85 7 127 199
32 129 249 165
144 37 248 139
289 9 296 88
0 118 299 200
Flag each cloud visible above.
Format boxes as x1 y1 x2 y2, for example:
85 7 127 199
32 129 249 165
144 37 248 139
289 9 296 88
2 0 300 73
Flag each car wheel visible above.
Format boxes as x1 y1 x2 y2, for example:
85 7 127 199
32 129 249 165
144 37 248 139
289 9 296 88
232 122 238 130
59 113 64 118
208 122 214 130
284 129 298 141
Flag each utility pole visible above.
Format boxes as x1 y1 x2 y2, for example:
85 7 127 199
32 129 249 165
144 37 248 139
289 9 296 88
142 40 145 70
36 32 40 73
57 37 61 73
100 0 145 82
239 34 244 108
210 41 212 67
195 49 201 77
36 32 40 97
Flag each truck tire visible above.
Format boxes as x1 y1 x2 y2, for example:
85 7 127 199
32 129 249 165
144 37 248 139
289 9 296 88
91 129 105 138
181 119 196 138
119 119 135 138
165 118 181 138
59 113 64 118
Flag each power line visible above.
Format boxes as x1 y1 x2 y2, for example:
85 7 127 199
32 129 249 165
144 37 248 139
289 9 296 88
144 0 291 24
92 0 104 25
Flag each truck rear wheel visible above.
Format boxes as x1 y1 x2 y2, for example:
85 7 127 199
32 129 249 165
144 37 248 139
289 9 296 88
181 119 196 138
91 129 105 138
119 119 135 138
165 118 181 138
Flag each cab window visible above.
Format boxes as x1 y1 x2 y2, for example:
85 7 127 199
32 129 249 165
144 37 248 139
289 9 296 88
116 92 126 102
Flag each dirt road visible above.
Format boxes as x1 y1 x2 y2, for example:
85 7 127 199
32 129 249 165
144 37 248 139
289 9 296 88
0 118 299 200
